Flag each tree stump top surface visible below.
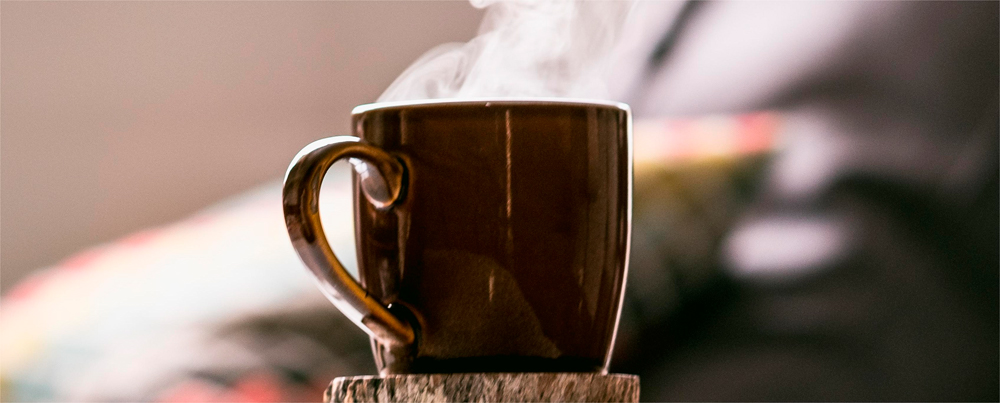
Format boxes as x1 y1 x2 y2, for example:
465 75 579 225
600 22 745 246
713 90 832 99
326 373 639 403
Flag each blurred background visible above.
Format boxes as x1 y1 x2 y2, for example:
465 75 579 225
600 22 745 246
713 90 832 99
2 1 996 402
2 2 484 291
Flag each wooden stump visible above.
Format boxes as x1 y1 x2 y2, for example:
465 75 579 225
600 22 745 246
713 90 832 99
325 373 639 403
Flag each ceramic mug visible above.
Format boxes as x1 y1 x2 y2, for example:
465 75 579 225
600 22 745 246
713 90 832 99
283 99 632 375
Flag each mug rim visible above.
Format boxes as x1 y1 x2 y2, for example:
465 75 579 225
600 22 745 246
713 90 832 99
352 97 630 115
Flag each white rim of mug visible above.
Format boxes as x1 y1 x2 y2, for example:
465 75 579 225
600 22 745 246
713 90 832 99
352 97 631 115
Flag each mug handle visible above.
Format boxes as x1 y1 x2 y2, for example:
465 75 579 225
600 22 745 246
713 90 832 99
282 136 415 347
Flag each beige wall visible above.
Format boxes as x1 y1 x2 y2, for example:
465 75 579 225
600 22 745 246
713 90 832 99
1 1 484 291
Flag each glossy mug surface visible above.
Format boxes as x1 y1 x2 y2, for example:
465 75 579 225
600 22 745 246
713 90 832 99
283 99 632 375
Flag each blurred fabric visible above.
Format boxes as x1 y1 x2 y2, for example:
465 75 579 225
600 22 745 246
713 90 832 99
2 1 997 401
0 172 372 401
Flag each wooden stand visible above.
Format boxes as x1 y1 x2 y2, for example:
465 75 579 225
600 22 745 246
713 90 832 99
325 373 639 403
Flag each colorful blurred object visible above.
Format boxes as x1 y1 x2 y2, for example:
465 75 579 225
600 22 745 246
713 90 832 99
633 113 780 169
0 167 376 402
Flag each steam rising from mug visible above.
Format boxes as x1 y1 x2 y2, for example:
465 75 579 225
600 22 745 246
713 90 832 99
378 0 633 101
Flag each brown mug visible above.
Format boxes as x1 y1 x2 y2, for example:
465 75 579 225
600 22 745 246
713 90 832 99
282 99 632 375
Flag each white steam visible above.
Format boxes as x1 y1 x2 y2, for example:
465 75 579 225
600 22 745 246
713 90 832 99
378 0 634 102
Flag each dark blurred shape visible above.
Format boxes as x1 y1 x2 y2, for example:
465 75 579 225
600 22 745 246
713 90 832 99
610 1 998 401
